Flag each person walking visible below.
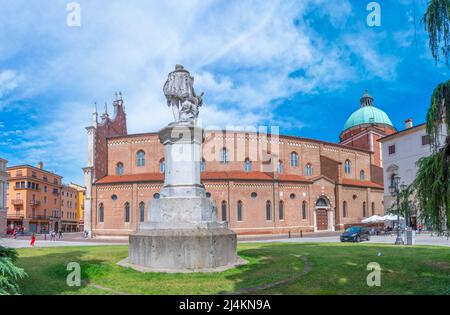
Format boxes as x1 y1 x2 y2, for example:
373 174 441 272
30 233 36 247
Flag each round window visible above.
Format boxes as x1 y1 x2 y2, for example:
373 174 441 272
206 192 212 198
352 194 357 200
251 192 257 199
111 194 118 201
153 193 161 200
290 193 296 199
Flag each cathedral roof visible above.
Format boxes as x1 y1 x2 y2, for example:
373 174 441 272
343 90 393 131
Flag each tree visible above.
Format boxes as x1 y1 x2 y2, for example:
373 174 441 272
414 1 450 235
0 246 27 295
422 0 450 67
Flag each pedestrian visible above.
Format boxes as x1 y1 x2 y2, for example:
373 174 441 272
30 233 36 247
58 230 63 239
13 229 17 239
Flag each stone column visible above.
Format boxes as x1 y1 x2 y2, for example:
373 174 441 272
126 122 239 272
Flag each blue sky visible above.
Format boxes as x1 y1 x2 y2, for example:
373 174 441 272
0 0 448 185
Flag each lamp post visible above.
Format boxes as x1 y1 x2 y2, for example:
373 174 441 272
389 175 404 245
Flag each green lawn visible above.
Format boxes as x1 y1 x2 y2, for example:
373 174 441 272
14 243 450 295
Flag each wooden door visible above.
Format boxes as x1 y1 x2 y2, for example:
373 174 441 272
316 209 328 231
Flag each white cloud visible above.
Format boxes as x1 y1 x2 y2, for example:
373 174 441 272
0 0 404 183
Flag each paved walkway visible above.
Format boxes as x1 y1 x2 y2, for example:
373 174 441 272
245 234 450 247
2 232 449 248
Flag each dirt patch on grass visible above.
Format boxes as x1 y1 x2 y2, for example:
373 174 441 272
425 260 450 271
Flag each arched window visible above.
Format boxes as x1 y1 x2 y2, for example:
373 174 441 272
139 202 145 222
266 201 272 220
237 201 243 221
136 150 145 167
220 148 229 164
99 203 104 223
363 202 367 217
343 201 348 218
244 159 252 172
116 162 124 176
279 201 284 220
371 202 375 216
306 163 312 176
302 201 307 219
360 170 365 181
277 161 283 173
291 152 298 167
200 159 206 172
124 202 130 223
344 160 351 174
221 201 227 221
159 159 165 173
316 198 327 207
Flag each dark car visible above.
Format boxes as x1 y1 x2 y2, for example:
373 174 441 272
340 226 370 242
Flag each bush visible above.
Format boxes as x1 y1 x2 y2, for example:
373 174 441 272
0 246 27 295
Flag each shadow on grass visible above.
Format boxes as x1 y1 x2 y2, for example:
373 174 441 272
16 248 111 295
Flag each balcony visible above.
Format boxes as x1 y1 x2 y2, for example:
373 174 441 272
30 215 50 221
11 199 24 206
29 200 41 207
7 213 24 220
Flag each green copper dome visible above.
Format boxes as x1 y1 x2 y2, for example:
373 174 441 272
343 91 393 131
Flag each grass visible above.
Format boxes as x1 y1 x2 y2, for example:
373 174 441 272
14 243 450 295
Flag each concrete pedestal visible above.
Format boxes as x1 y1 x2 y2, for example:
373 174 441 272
122 228 238 272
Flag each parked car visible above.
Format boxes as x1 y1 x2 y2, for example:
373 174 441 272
340 226 370 242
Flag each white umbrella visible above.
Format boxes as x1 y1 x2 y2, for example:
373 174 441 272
381 214 404 221
362 215 383 223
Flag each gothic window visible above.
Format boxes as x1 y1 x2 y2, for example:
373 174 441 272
291 152 298 167
159 159 165 173
124 202 130 223
266 201 272 220
139 202 145 222
99 203 104 223
277 161 283 173
136 150 146 167
220 148 229 164
116 162 124 176
237 201 243 221
302 201 307 219
363 202 367 217
371 202 375 216
279 201 284 220
343 201 348 218
360 170 365 181
244 159 252 172
221 201 227 221
306 163 312 176
344 160 351 174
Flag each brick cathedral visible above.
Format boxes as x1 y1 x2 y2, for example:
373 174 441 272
83 91 395 236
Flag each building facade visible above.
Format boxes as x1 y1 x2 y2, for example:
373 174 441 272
84 92 395 236
6 163 62 233
61 185 80 232
0 158 7 235
69 183 86 231
5 162 84 233
379 119 448 228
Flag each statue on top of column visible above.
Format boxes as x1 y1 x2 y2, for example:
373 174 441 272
163 64 204 124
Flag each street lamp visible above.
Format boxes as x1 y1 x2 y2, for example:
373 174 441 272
389 175 404 245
